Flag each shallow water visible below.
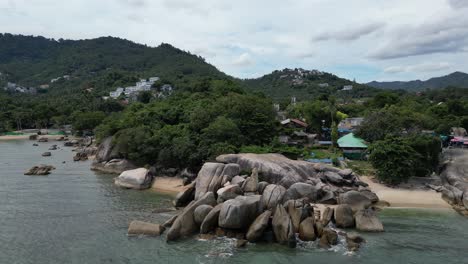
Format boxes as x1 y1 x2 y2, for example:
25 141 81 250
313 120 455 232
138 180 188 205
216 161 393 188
1 140 467 264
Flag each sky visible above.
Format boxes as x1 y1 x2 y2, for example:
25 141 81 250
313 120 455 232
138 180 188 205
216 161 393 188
0 0 467 83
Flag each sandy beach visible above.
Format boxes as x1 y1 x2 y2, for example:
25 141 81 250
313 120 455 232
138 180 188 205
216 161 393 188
0 134 66 140
361 176 450 209
151 177 187 195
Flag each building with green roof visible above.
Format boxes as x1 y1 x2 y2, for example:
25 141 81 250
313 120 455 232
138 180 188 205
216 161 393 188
337 133 368 160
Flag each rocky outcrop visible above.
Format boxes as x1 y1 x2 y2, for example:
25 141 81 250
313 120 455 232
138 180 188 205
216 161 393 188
128 220 165 236
246 210 272 242
338 190 372 207
114 168 153 190
174 183 195 207
439 149 468 215
299 216 316 241
194 205 213 226
272 205 296 248
24 165 55 175
242 168 259 192
200 204 222 234
321 206 334 226
194 162 240 200
346 232 365 251
216 153 318 188
91 159 137 174
261 184 286 211
73 152 88 161
355 209 384 232
167 192 216 241
219 195 261 229
283 182 319 202
94 137 115 162
319 228 338 248
217 184 242 203
334 204 355 228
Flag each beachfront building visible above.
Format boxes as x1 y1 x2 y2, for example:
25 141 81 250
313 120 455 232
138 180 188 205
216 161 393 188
337 133 368 160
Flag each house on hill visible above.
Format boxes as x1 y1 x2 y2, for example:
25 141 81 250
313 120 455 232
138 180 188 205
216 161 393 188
337 133 368 160
281 118 308 129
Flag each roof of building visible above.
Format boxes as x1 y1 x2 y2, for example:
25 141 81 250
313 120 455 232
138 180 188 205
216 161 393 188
337 133 368 148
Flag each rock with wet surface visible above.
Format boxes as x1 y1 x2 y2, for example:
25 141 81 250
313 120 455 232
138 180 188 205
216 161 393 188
261 184 287 211
272 204 296 248
355 209 384 232
128 220 165 236
299 216 317 241
219 195 262 229
200 204 223 234
24 165 55 175
246 210 272 242
319 228 338 248
194 205 213 226
334 204 355 228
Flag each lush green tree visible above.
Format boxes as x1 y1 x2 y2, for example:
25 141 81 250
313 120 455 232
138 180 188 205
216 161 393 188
71 111 106 133
137 91 153 104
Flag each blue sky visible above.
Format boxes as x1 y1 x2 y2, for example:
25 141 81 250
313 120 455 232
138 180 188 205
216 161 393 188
1 0 467 83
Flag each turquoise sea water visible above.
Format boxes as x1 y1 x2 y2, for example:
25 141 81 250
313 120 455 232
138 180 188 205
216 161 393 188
1 140 467 264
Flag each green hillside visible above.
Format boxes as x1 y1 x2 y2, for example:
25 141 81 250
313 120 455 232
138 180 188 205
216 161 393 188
367 72 468 91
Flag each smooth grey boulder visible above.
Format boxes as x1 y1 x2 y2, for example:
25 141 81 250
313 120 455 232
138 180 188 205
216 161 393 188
242 168 259 192
360 190 379 203
42 152 52 157
219 195 262 229
167 192 216 241
246 210 272 242
231 176 246 186
319 189 337 204
195 163 240 200
299 217 316 241
283 183 319 202
257 181 269 194
217 184 243 203
162 214 178 228
338 169 353 179
321 207 334 226
91 159 137 174
194 205 213 226
286 203 311 233
261 184 287 211
174 182 195 207
334 204 355 228
95 137 114 162
216 153 318 188
24 165 55 175
355 209 384 232
324 171 344 185
283 198 307 209
114 168 153 190
338 190 372 207
272 204 296 248
442 185 463 205
319 228 338 248
200 204 223 234
128 220 165 236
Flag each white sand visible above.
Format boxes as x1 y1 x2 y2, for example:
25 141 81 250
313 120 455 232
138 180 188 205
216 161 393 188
151 177 187 195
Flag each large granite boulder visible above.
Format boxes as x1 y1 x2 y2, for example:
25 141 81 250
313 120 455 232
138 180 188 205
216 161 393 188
321 206 334 226
261 184 287 211
217 184 242 203
216 153 318 188
200 204 223 234
299 217 317 241
334 204 355 228
246 210 272 242
173 182 195 207
91 159 137 174
324 171 344 185
355 209 384 232
95 137 115 162
219 195 262 229
24 165 56 175
257 181 269 194
287 203 311 233
338 190 372 207
283 182 319 202
194 205 213 226
231 176 246 186
272 205 296 248
319 228 338 248
167 192 216 241
242 168 259 192
114 168 153 190
195 163 240 200
128 220 165 236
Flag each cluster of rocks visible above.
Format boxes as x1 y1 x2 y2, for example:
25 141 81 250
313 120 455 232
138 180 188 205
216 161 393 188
440 149 468 216
24 165 55 175
128 153 383 251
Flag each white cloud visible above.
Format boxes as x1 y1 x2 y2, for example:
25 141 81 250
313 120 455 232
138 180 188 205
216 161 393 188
232 53 254 67
384 62 452 74
313 22 386 41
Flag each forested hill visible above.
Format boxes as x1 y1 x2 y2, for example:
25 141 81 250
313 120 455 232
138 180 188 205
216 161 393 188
243 68 380 101
0 33 227 95
367 71 468 91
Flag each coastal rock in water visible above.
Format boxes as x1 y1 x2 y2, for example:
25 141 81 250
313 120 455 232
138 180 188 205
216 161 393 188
217 184 243 203
73 152 88 162
24 165 55 175
334 204 355 228
114 168 153 190
242 168 259 192
219 195 262 229
283 182 319 202
167 192 216 241
38 137 48 142
200 204 223 234
195 162 240 200
42 152 51 157
246 210 272 242
29 134 38 140
48 145 57 150
128 220 165 236
94 137 114 162
257 181 269 194
162 214 178 228
299 217 316 241
321 206 334 226
287 203 310 233
359 190 379 203
194 205 213 226
338 190 372 207
216 153 317 188
174 182 195 207
272 205 296 248
91 159 137 174
261 184 287 211
346 232 366 251
319 228 338 248
355 209 384 232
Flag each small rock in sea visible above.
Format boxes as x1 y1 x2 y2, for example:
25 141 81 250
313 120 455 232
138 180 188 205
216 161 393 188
42 152 52 157
62 161 66 164
24 165 55 176
198 234 215 240
235 239 248 248
128 220 165 236
32 143 39 146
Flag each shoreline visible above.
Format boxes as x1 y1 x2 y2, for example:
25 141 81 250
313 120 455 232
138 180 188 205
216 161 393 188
0 134 67 140
360 176 451 209
151 177 187 195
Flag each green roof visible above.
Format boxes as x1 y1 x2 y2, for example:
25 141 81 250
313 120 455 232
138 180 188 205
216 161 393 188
338 133 368 148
